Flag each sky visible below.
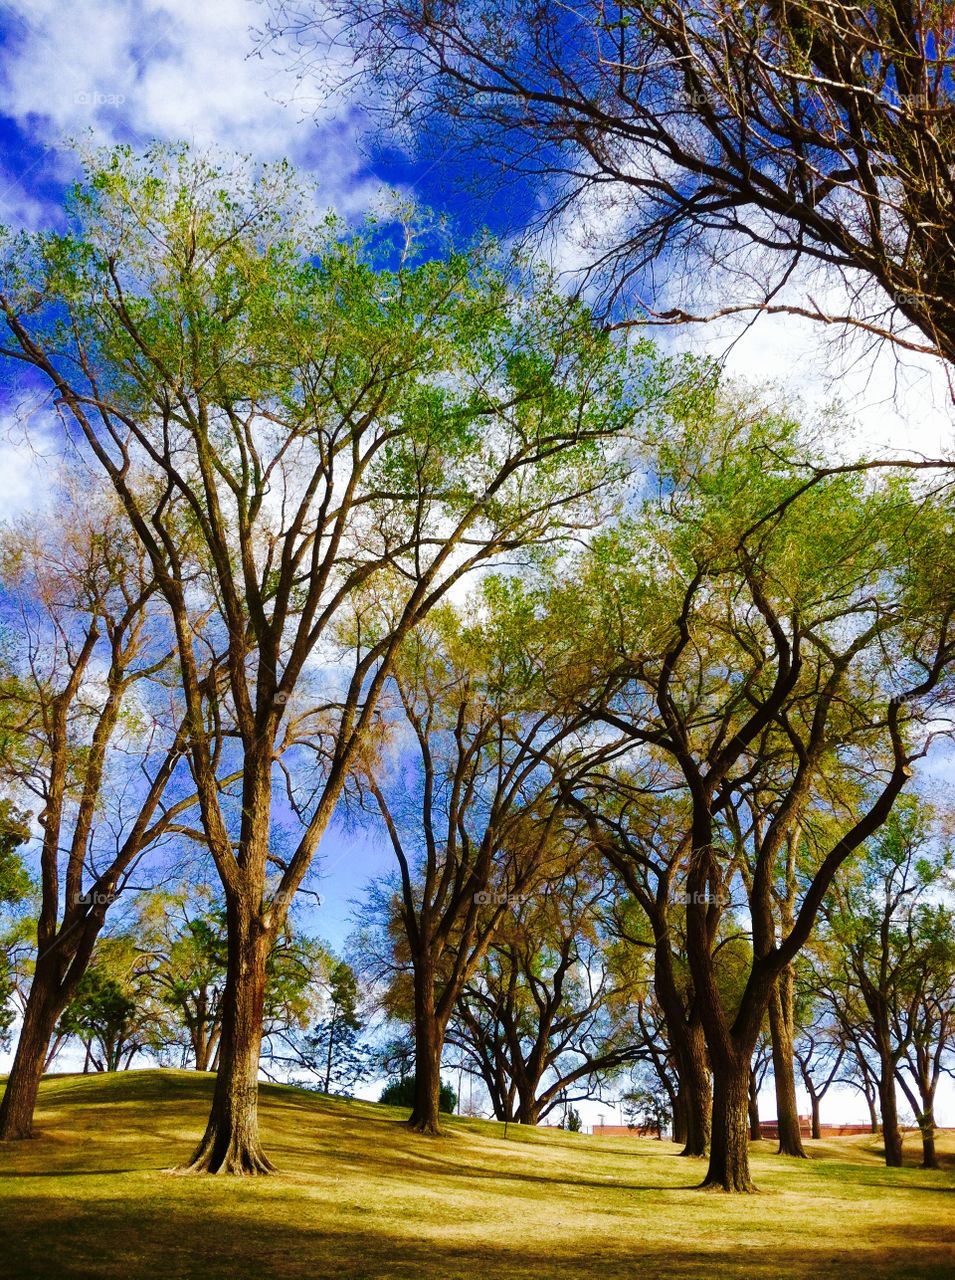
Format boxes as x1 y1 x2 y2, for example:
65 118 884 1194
0 0 953 1126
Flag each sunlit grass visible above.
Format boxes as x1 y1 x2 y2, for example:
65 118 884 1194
0 1070 951 1279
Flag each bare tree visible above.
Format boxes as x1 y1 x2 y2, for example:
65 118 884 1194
280 0 955 367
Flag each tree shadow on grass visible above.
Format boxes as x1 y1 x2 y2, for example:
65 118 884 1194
0 1195 949 1280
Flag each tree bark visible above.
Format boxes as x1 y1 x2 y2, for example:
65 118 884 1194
748 1070 761 1142
917 1113 938 1170
409 959 444 1136
810 1092 821 1141
515 1091 540 1126
677 1019 711 1156
0 966 67 1141
178 898 274 1174
877 1053 903 1168
768 973 807 1158
672 1087 688 1146
703 1054 756 1192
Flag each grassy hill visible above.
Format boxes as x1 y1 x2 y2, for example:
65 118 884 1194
0 1070 952 1280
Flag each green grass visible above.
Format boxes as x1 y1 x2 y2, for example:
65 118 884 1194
0 1070 952 1279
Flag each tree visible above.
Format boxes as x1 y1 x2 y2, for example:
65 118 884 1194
448 853 644 1125
57 952 151 1074
0 143 654 1171
0 491 190 1141
380 1075 457 1114
820 801 955 1168
296 0 955 365
623 1069 673 1139
0 801 31 1051
359 584 607 1134
545 399 955 1190
792 1004 844 1142
283 959 372 1095
134 885 229 1072
572 789 713 1156
748 1033 772 1143
892 935 955 1171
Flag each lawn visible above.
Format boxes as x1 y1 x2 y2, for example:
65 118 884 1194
0 1070 951 1279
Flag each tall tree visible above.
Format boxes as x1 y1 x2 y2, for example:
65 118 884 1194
0 144 653 1170
360 586 604 1134
548 399 955 1189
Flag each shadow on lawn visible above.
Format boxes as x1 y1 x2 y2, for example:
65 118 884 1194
0 1196 949 1280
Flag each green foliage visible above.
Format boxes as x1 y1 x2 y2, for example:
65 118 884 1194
379 1076 457 1114
0 801 31 905
301 960 371 1095
58 965 142 1073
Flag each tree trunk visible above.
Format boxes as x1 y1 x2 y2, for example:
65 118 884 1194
810 1092 821 1141
768 974 806 1158
878 1057 903 1168
178 899 273 1174
672 1087 688 1146
0 965 68 1141
748 1070 761 1142
515 1090 540 1126
911 1116 931 1167
917 1112 939 1171
703 1054 755 1192
678 1023 712 1156
409 960 444 1136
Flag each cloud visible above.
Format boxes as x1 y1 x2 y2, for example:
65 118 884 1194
0 0 382 222
0 410 59 520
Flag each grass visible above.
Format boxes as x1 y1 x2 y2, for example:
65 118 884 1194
0 1070 952 1279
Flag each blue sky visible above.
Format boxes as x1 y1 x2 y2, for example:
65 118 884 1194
0 0 953 1123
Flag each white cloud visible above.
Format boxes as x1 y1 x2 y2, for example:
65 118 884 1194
0 0 382 222
0 412 59 521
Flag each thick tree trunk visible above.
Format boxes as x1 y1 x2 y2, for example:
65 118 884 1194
516 1098 540 1126
703 1054 755 1192
748 1070 761 1142
409 961 444 1136
0 970 66 1141
768 975 806 1158
178 900 273 1174
678 1022 712 1156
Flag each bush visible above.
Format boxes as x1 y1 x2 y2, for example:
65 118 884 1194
379 1076 457 1114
